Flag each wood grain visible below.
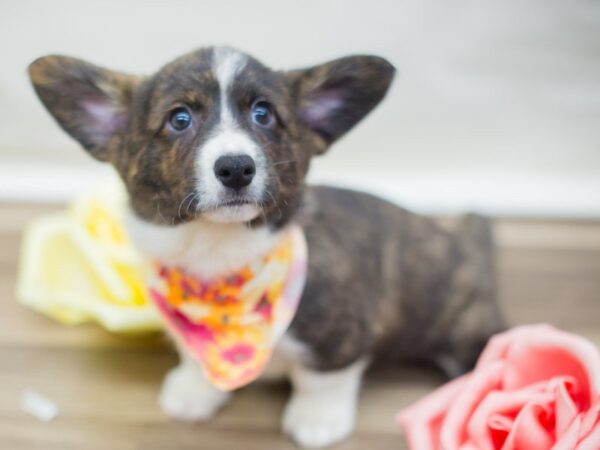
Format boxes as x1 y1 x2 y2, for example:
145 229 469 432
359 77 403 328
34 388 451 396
1 203 599 449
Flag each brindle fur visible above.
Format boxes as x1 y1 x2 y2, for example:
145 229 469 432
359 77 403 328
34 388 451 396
29 47 504 376
296 187 503 374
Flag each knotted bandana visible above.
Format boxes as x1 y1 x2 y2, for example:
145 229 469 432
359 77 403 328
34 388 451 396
149 226 307 391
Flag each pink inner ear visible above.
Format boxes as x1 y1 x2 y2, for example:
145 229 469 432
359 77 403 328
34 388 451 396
80 98 125 145
300 90 344 124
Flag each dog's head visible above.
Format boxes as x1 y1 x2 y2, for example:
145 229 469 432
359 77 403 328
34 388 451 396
29 47 394 227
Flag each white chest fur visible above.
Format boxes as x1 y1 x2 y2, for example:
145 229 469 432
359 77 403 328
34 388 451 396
124 210 282 279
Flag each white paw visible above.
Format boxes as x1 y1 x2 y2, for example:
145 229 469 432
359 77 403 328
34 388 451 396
159 364 230 422
282 391 356 448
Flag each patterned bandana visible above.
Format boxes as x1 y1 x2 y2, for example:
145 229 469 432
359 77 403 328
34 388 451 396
149 226 307 391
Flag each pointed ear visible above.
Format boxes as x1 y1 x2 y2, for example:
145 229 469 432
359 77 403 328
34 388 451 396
289 55 395 154
28 55 140 161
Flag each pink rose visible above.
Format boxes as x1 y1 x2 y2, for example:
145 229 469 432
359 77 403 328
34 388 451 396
397 325 600 450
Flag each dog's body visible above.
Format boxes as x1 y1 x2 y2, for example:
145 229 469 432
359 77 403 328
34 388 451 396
29 47 504 448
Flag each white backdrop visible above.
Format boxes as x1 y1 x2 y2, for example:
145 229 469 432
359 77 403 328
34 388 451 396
1 0 599 216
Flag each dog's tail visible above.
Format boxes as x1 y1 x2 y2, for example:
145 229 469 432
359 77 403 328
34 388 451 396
457 213 498 315
459 213 494 256
457 213 495 284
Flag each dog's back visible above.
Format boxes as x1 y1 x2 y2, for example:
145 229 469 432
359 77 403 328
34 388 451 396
293 185 504 375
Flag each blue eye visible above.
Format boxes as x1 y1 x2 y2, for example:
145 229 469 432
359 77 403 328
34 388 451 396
168 107 192 131
251 100 275 128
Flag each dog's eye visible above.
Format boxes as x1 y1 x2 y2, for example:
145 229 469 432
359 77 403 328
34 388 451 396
168 107 192 131
251 100 275 128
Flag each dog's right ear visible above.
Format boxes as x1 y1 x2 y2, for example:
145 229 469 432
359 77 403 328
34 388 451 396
28 55 140 161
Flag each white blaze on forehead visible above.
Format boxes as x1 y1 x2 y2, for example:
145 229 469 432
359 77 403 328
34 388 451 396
213 47 247 87
212 47 248 125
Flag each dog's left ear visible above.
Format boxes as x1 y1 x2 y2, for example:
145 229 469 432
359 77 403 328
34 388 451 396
289 55 395 154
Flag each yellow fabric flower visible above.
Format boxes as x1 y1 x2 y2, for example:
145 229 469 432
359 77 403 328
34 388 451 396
17 178 162 333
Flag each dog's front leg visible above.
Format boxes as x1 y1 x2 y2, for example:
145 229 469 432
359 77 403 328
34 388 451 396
282 359 368 448
159 345 231 422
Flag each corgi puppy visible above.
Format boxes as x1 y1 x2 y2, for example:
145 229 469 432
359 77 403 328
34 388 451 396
29 47 504 448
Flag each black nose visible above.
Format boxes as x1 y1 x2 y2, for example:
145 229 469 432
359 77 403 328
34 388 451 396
213 154 256 190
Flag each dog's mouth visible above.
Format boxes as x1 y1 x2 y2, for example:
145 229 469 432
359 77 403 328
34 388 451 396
201 195 265 223
217 198 255 208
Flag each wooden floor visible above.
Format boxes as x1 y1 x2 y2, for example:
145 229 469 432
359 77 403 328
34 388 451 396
1 203 599 450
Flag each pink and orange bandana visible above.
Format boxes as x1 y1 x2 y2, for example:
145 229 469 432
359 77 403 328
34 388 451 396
149 226 307 391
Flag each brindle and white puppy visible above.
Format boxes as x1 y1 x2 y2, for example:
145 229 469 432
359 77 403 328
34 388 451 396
28 47 504 448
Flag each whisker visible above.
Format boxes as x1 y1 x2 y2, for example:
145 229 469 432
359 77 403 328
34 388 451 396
264 189 282 221
272 159 297 167
156 202 167 224
185 193 199 216
177 192 196 220
259 201 268 225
